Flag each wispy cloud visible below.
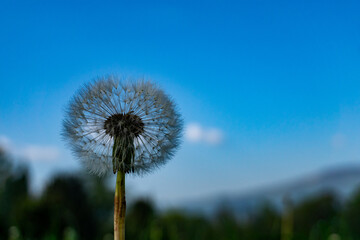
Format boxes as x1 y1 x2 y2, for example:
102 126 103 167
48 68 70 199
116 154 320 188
185 123 224 145
21 145 60 162
0 135 12 151
0 135 60 162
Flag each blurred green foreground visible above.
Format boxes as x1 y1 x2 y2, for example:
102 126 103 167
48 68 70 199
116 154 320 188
2 149 360 240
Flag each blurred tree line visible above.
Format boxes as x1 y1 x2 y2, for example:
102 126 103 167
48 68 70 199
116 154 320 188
2 148 360 240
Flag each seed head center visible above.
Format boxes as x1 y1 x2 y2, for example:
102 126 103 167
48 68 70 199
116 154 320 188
104 112 144 138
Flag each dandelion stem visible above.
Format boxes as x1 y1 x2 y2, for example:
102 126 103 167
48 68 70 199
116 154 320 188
114 170 126 240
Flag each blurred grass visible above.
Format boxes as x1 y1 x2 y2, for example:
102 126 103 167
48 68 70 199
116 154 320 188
1 149 360 240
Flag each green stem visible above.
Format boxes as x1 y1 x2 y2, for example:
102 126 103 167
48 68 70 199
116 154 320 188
114 171 126 240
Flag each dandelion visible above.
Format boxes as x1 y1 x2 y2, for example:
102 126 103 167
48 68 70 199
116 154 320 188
62 76 182 240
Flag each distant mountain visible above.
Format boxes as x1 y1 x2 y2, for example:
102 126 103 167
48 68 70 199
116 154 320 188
178 164 360 218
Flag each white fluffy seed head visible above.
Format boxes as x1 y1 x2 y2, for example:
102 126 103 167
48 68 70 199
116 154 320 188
62 76 183 176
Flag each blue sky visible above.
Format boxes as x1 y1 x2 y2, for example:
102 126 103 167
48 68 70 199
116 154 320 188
1 0 360 204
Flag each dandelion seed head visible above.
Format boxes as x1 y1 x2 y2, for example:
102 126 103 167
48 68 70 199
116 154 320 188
62 76 183 176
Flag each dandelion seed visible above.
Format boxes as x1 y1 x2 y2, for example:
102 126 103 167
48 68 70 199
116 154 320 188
62 77 182 176
62 76 183 240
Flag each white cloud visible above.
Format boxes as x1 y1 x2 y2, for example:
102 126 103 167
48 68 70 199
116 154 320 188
21 145 60 162
185 124 203 142
0 135 60 162
204 128 224 145
185 123 224 145
0 135 12 151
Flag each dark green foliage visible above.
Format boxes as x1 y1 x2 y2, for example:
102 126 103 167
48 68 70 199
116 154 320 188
41 175 97 239
244 204 281 240
0 150 113 240
344 188 360 240
126 199 155 239
292 193 340 240
2 149 360 239
0 150 30 240
213 207 242 240
159 211 213 240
